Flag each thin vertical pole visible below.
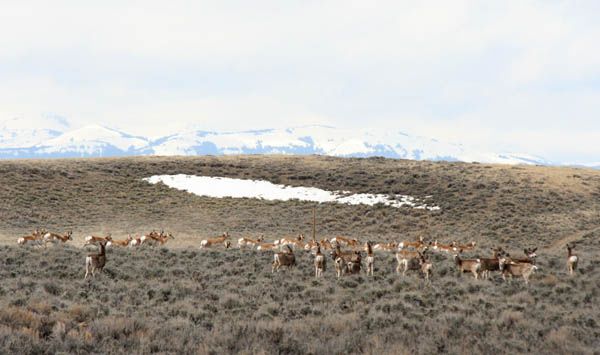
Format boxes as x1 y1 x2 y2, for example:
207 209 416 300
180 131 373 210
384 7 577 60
312 207 316 241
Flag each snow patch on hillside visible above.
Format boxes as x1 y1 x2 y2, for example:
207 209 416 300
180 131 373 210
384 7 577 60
144 174 440 210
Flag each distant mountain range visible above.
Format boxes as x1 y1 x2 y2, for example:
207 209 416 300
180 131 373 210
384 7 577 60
0 116 593 168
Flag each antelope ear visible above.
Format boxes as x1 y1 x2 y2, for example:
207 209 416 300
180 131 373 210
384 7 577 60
532 247 537 252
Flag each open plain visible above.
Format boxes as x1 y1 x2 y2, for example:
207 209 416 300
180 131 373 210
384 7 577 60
1 155 599 354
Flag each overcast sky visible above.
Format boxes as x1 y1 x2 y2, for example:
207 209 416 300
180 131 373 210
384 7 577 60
1 1 599 163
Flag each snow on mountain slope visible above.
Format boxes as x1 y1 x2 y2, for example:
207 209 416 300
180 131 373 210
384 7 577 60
0 114 70 148
0 122 555 165
34 125 150 157
147 126 548 165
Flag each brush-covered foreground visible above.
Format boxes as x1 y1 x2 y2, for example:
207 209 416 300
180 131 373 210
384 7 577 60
1 239 599 354
1 155 600 354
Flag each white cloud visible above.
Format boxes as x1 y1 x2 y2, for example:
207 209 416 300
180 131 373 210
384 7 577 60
0 1 599 162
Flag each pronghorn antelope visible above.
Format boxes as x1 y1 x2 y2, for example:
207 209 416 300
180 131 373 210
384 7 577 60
128 235 143 247
509 248 538 264
330 236 360 248
330 243 357 261
566 244 579 276
304 239 319 252
365 241 374 276
17 229 45 246
140 230 160 246
200 232 230 249
106 235 133 248
346 251 362 275
84 234 111 246
499 255 539 285
256 242 278 251
277 234 305 249
17 234 43 246
238 235 264 249
84 241 107 279
373 241 398 252
318 239 333 250
418 251 433 281
314 243 326 277
43 231 73 246
479 247 505 279
457 241 476 251
272 245 296 272
395 247 428 276
431 240 459 254
333 254 349 278
141 231 175 246
454 250 482 279
398 235 425 250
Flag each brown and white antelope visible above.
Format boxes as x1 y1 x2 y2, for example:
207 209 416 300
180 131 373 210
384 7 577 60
43 231 73 247
457 241 476 251
304 239 319 252
256 242 278 251
128 235 143 248
17 229 45 247
365 241 374 276
346 251 362 275
106 235 133 248
373 241 398 252
395 247 426 276
200 232 230 249
272 245 296 272
330 243 356 261
318 239 333 250
509 248 538 264
84 241 107 279
330 236 360 248
479 247 505 279
498 255 539 285
398 235 425 250
238 235 265 249
314 243 326 277
431 240 459 254
84 233 111 246
454 250 481 279
419 251 433 281
141 231 175 247
566 244 579 276
277 234 305 250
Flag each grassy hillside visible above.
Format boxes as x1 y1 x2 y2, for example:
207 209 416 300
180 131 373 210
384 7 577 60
1 155 599 247
0 155 599 354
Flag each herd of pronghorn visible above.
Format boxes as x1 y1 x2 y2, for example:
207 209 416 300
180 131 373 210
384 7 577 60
16 228 581 284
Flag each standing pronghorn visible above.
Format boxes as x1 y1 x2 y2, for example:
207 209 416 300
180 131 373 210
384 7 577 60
314 243 326 277
200 232 230 248
365 241 374 276
454 250 482 279
566 244 579 276
84 241 107 279
272 245 296 273
418 251 433 281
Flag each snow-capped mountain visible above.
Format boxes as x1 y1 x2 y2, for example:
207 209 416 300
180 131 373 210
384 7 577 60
0 117 149 158
0 114 70 149
0 118 554 165
148 126 550 165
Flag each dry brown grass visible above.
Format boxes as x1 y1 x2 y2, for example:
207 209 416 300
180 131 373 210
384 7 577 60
0 155 599 353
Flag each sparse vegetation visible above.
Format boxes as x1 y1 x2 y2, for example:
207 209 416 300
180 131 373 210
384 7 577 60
0 155 599 354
